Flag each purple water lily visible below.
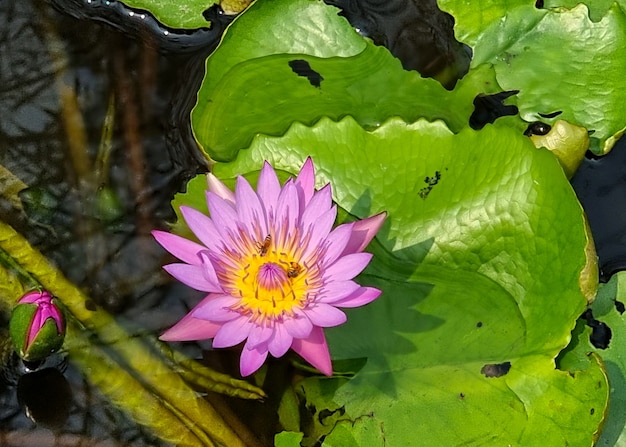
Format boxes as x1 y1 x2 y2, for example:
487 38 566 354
153 158 385 376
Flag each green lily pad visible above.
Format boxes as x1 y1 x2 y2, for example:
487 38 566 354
175 116 606 445
190 0 505 162
559 271 626 446
438 1 626 153
118 0 217 29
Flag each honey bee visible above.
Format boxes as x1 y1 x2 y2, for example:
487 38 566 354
287 261 303 278
257 235 271 256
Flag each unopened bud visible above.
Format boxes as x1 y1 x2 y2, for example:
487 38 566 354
9 291 66 362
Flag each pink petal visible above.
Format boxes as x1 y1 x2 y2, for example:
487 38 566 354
320 222 354 266
300 206 337 261
163 263 223 292
235 175 268 238
207 173 235 205
274 181 299 246
295 157 315 206
206 192 239 241
267 324 292 358
304 303 347 327
257 161 281 219
212 316 254 348
180 206 223 253
198 251 220 288
300 184 332 230
341 212 386 256
282 311 313 338
316 281 361 304
291 326 332 376
239 344 269 376
19 291 48 303
152 230 206 266
191 295 240 322
246 324 275 350
333 286 382 308
324 252 373 281
160 311 221 341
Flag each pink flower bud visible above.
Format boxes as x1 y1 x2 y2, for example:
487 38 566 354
9 291 66 362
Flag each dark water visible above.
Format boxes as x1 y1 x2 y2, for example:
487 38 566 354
0 0 220 443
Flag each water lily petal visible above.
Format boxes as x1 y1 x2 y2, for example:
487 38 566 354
246 324 274 350
321 222 355 266
300 206 337 260
192 295 240 322
180 206 223 253
341 212 387 256
212 316 254 348
235 175 268 239
268 324 292 358
300 184 332 230
304 303 347 327
324 252 373 281
160 312 221 341
295 156 315 206
206 191 239 241
333 286 382 308
163 263 222 292
283 311 313 338
152 230 204 265
291 326 332 376
274 181 300 246
316 280 361 304
207 173 235 205
198 251 220 287
240 344 269 377
257 161 281 219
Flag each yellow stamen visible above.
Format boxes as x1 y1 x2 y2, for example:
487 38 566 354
231 247 309 320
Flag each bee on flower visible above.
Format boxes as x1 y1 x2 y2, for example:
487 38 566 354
152 157 385 376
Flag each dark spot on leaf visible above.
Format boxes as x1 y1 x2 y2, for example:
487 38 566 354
523 121 551 137
288 59 324 88
615 300 625 314
419 171 441 199
538 110 562 119
480 361 511 378
476 321 483 328
459 392 465 399
469 91 518 130
582 309 612 349
590 408 595 415
535 0 544 8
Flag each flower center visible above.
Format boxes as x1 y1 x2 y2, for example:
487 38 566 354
232 249 310 319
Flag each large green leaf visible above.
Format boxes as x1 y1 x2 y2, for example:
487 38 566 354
190 0 504 162
438 0 626 153
176 116 606 445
